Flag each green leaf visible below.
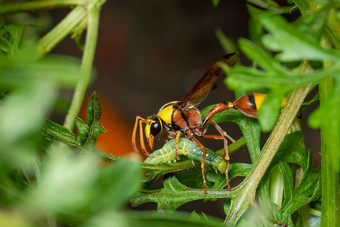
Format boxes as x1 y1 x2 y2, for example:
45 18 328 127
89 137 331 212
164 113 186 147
75 117 89 145
42 119 80 148
25 153 141 216
0 79 57 144
278 162 294 208
261 14 340 62
273 132 308 170
229 163 252 179
295 5 330 42
257 91 286 132
215 28 237 53
133 175 234 212
133 175 193 212
86 210 225 227
309 78 340 128
0 55 83 88
282 152 321 214
90 157 141 211
239 38 287 74
86 92 102 126
257 175 294 226
234 117 261 162
268 164 284 207
0 25 26 56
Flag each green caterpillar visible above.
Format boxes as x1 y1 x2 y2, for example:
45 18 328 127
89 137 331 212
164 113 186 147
144 138 227 174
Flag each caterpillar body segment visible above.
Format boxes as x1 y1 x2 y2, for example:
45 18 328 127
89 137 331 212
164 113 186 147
144 138 227 174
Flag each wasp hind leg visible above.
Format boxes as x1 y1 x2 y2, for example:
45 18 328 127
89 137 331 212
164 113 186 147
201 120 231 189
174 131 182 160
190 136 208 193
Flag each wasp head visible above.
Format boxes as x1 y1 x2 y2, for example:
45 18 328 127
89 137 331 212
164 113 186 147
144 116 163 150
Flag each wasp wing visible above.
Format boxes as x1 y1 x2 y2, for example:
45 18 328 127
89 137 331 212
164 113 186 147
177 52 239 108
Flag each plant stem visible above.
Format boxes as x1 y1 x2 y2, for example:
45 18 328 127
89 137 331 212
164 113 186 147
320 76 340 226
37 6 87 56
63 2 102 130
0 0 84 14
225 62 312 225
319 37 340 227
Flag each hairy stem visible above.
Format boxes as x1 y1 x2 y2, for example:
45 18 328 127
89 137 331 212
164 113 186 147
63 2 102 130
320 38 340 227
37 6 87 56
0 0 83 14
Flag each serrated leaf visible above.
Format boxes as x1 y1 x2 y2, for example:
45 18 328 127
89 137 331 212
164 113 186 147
234 117 261 162
75 117 89 145
258 175 294 226
281 152 321 214
273 132 308 170
26 153 141 216
0 55 83 88
279 162 294 208
229 163 252 179
42 119 80 148
261 14 340 62
90 158 141 211
239 38 288 74
295 5 330 42
92 123 106 138
283 169 321 214
0 25 26 56
133 175 193 212
309 78 340 128
0 79 57 144
86 92 102 126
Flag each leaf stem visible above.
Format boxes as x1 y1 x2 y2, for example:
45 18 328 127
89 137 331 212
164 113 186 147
37 6 87 56
0 0 84 15
63 2 102 130
320 38 340 227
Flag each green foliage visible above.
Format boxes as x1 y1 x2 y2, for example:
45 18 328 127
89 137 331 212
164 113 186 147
0 0 338 226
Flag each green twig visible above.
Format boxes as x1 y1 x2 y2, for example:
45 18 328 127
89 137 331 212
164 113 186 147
0 0 84 15
320 37 340 227
63 1 103 130
37 6 87 56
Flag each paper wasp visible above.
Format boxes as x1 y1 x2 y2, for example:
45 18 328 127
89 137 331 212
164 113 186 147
132 53 239 192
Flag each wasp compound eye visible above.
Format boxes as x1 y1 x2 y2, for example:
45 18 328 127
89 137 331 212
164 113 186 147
150 118 162 136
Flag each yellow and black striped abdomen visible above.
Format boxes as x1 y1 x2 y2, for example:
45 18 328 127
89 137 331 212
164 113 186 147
233 93 267 118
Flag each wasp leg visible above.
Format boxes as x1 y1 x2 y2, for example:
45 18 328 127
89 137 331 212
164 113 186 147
202 102 234 127
138 118 150 156
201 120 231 189
174 131 182 160
131 116 150 156
162 133 169 143
147 135 155 151
190 135 208 193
